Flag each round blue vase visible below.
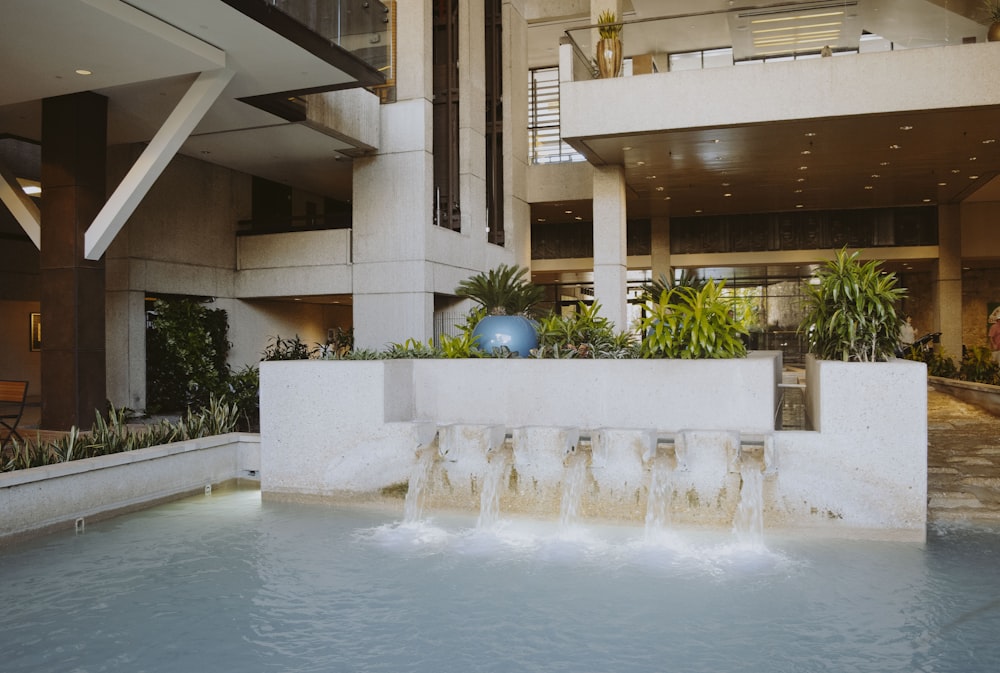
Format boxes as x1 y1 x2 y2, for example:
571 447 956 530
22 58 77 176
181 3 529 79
472 315 538 357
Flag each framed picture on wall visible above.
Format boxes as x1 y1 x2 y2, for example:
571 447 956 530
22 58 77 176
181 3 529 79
29 313 41 351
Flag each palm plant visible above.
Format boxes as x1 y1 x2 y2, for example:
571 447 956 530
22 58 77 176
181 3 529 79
597 9 622 40
798 248 906 362
454 264 544 316
983 0 1000 23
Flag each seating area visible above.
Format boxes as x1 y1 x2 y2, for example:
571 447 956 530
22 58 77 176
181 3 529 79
0 380 28 451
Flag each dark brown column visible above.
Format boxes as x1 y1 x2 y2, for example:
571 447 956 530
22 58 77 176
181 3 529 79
39 92 107 430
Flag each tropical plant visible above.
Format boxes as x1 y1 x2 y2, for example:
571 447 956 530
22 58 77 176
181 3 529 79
597 9 622 40
454 264 544 316
146 297 231 413
262 334 314 360
533 301 637 359
227 364 260 432
798 248 906 362
903 344 958 379
639 280 748 359
384 338 442 359
960 345 1000 385
440 331 482 358
636 270 705 305
982 0 1000 23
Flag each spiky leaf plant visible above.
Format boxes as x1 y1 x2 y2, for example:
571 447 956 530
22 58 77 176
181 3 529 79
454 264 544 316
639 280 748 359
798 248 906 362
597 9 622 40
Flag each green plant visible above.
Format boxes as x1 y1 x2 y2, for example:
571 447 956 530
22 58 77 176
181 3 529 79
384 338 442 359
455 264 544 316
798 248 906 362
903 344 958 378
440 331 482 358
960 345 1000 385
533 301 637 359
597 9 622 40
146 297 231 413
983 0 1000 23
262 334 314 360
227 364 260 432
638 280 748 359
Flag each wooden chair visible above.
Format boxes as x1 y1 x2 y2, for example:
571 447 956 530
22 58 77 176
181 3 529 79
0 380 29 451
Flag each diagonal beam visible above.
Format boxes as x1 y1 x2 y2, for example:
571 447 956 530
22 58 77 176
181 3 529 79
84 67 235 260
0 161 41 249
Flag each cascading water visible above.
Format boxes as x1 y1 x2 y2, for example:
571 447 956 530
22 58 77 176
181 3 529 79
732 456 765 549
476 449 510 530
403 447 437 524
559 452 589 528
644 456 673 538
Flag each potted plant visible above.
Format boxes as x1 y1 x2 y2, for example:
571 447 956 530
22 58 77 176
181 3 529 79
798 247 906 362
455 264 544 357
595 9 623 78
983 0 1000 41
638 279 748 359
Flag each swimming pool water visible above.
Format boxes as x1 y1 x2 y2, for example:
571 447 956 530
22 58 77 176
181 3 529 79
1 488 999 673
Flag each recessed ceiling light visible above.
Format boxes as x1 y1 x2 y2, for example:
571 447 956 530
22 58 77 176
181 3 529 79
795 204 804 208
899 125 913 131
622 146 632 151
797 177 806 182
938 182 947 186
722 182 731 187
880 161 890 166
794 189 803 193
663 196 671 201
889 144 901 150
644 175 657 179
75 69 92 76
805 132 816 137
864 185 874 190
801 150 811 155
564 210 572 214
574 216 582 221
799 166 808 171
636 161 646 166
970 175 980 179
724 193 733 197
969 156 978 161
871 174 880 179
22 185 41 195
695 209 703 213
655 186 665 192
922 198 932 203
537 217 546 222
983 139 996 144
712 139 720 143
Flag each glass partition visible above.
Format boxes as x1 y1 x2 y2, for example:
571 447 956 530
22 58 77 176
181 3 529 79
269 0 391 73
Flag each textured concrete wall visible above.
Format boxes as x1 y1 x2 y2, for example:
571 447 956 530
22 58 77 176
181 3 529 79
260 353 928 538
0 434 260 541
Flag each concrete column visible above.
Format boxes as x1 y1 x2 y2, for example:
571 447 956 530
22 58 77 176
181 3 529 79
593 165 627 329
650 216 671 285
40 92 107 429
351 0 434 350
936 205 962 359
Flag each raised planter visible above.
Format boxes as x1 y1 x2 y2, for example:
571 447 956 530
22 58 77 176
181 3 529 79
928 375 1000 416
0 433 260 542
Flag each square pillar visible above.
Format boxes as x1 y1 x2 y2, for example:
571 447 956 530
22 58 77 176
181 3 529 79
40 92 107 430
936 205 962 360
593 164 627 329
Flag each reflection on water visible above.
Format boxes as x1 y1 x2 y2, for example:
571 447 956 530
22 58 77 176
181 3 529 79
1 489 999 673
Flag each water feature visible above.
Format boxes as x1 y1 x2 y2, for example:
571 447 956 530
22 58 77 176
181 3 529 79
2 488 999 673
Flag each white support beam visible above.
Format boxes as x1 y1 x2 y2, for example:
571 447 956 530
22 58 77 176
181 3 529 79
84 67 235 260
0 161 41 249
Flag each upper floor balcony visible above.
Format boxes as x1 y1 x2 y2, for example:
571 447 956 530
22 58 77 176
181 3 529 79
553 7 1000 217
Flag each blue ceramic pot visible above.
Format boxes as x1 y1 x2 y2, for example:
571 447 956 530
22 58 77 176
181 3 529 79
472 315 538 357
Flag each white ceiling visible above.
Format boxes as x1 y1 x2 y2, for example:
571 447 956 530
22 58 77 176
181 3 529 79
0 0 377 201
1 0 998 226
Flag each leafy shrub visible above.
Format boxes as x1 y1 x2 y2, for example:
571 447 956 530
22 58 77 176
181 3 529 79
960 345 1000 385
1 395 241 473
639 280 747 359
533 301 637 359
146 298 231 412
799 248 906 362
262 334 315 360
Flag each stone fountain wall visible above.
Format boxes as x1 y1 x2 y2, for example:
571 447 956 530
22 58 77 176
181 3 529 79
260 352 928 539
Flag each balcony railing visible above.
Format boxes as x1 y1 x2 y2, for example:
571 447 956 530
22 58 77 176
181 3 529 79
267 0 391 75
562 4 963 82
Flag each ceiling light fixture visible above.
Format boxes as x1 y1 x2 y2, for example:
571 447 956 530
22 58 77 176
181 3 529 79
75 69 92 76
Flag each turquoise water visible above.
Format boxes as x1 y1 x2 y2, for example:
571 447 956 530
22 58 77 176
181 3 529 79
1 488 999 672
